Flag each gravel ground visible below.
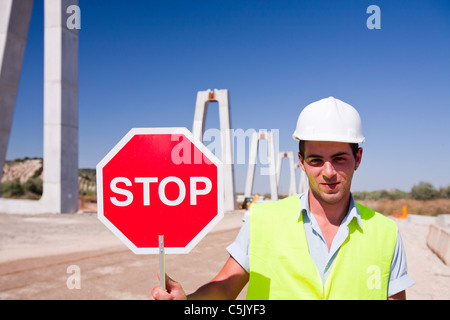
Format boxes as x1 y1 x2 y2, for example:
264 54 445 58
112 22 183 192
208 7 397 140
0 211 448 300
395 215 450 299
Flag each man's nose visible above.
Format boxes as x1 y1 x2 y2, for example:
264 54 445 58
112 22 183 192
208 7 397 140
322 161 337 178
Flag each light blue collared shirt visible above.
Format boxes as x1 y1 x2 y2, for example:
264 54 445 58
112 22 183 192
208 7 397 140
226 192 415 297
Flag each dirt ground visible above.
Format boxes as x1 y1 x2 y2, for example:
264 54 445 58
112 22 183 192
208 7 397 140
0 210 449 300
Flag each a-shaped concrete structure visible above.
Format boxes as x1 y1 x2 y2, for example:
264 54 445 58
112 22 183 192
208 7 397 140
0 0 78 214
244 131 278 201
297 163 309 195
192 89 236 211
276 152 297 196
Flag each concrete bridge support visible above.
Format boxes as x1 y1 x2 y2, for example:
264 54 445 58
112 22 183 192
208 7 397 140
276 151 296 196
244 131 278 201
192 89 236 211
0 0 79 214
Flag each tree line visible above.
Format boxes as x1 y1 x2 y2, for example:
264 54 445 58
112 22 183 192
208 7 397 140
1 170 448 203
353 181 450 201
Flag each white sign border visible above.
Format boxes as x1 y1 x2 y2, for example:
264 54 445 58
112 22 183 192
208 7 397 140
96 127 224 255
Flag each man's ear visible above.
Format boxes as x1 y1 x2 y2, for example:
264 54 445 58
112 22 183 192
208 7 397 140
298 152 306 172
355 147 363 170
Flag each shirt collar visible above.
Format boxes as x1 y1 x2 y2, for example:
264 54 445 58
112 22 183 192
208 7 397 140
298 192 363 231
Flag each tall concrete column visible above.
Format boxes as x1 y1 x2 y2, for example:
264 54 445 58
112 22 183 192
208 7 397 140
0 0 78 214
41 0 79 213
244 131 278 201
297 164 309 195
0 0 34 188
276 151 297 196
192 89 236 211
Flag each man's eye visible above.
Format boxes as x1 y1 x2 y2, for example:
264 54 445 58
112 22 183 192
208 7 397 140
309 159 322 165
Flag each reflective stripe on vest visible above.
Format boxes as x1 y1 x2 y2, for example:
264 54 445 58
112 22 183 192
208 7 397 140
246 194 397 300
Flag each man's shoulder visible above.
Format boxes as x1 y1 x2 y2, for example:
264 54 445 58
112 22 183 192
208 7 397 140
355 201 398 232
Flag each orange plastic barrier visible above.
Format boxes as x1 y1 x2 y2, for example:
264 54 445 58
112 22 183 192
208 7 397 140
393 206 408 219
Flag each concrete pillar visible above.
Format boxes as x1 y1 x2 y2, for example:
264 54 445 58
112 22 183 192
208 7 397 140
297 164 309 195
192 89 236 211
244 131 258 198
0 0 78 214
40 0 79 213
244 131 278 201
276 152 297 196
0 0 34 188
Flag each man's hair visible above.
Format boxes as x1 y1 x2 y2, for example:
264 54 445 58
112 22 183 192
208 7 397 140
298 140 359 160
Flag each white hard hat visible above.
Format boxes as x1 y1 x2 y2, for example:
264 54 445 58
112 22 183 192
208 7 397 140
292 96 365 144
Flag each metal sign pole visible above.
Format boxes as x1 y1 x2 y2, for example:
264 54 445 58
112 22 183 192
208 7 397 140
159 235 165 291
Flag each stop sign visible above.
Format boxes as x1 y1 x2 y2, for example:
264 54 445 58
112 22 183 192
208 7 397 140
96 127 224 254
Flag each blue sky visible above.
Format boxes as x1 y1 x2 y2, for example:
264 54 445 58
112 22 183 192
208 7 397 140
7 0 450 193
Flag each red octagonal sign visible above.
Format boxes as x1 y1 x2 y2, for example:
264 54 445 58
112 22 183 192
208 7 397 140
96 127 223 254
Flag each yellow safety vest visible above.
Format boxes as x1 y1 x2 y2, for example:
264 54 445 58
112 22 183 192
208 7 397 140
246 194 397 300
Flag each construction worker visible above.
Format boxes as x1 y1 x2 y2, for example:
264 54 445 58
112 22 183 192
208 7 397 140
151 97 414 300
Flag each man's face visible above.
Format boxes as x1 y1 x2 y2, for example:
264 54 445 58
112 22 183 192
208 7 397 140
299 141 362 205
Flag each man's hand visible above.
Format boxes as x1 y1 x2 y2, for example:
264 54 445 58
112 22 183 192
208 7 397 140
150 257 248 300
150 271 187 300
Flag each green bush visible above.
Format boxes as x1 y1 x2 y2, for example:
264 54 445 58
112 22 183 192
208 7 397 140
353 189 409 201
1 177 43 198
1 178 24 197
24 177 43 195
410 181 438 200
438 185 450 199
353 191 368 200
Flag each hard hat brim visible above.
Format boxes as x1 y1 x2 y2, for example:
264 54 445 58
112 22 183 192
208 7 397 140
292 131 365 144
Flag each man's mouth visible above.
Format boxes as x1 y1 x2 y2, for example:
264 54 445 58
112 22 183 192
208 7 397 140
321 182 340 190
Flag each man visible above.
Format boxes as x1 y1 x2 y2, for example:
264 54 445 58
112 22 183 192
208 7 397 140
151 96 414 300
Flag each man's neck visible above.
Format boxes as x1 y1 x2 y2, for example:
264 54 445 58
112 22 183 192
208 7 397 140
308 190 351 226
